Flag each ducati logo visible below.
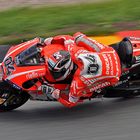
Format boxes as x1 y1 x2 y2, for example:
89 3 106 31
4 57 15 75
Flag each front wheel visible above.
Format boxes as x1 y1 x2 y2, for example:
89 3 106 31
0 81 30 112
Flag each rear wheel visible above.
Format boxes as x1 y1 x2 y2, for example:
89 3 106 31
0 81 30 112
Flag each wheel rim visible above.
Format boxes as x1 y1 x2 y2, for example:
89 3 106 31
0 98 5 105
0 81 29 111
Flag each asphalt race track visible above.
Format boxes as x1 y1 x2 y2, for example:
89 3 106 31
1 45 140 140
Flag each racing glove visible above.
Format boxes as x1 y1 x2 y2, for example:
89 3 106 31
51 89 60 99
41 82 60 100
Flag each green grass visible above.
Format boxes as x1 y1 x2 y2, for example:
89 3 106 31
0 0 140 44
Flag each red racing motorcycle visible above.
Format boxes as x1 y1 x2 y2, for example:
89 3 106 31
0 36 140 111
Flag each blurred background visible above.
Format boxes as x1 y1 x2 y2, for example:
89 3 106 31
0 0 139 44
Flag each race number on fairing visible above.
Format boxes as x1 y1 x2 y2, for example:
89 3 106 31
4 57 15 75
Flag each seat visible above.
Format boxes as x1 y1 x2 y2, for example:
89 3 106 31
111 38 133 68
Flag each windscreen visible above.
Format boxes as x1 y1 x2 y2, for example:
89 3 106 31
15 45 44 66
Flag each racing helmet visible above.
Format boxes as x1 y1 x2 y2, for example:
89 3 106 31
48 50 74 81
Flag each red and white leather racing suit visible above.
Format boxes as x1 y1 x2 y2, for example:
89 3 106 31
44 32 121 108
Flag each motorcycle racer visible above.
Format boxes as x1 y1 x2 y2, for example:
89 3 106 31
42 32 122 108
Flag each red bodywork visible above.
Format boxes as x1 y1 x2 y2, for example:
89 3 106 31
0 38 69 100
1 36 140 100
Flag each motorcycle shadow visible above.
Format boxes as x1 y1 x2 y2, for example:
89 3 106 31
0 97 140 123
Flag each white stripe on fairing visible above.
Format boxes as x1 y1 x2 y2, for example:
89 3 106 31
133 49 140 52
3 39 37 61
6 68 45 80
84 75 119 83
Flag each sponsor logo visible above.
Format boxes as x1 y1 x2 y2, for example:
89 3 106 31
107 54 114 75
80 76 98 86
102 51 120 76
90 81 111 92
26 72 44 79
102 54 110 75
102 53 114 76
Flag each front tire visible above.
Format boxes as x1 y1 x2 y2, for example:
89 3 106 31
0 81 30 112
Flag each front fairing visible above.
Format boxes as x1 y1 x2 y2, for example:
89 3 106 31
1 38 46 91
